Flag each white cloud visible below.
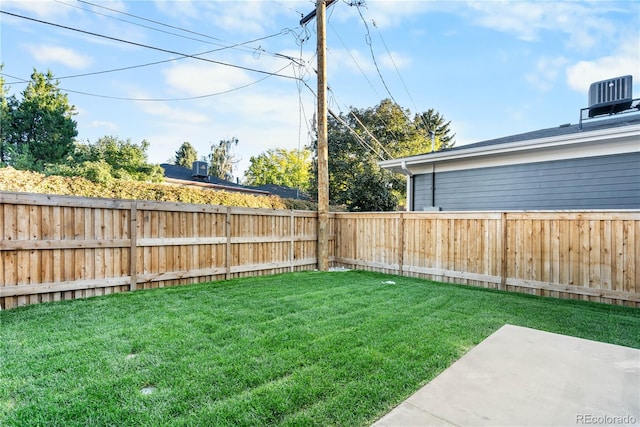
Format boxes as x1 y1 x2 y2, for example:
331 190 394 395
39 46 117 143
163 63 254 96
465 1 619 49
334 1 439 29
153 0 276 35
380 51 411 70
327 48 374 75
90 121 119 132
136 101 210 125
2 0 69 18
153 0 200 21
566 37 640 93
25 44 93 69
525 56 568 91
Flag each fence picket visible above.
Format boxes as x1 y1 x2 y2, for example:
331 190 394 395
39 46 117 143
1 191 638 309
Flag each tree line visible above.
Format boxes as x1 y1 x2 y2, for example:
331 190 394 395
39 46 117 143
1 69 163 183
177 99 454 211
2 68 454 211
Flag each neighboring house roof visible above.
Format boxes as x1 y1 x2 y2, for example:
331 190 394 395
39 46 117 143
251 183 311 201
379 112 640 175
161 163 270 195
160 164 310 200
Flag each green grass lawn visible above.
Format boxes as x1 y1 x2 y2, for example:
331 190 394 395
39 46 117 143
1 271 639 426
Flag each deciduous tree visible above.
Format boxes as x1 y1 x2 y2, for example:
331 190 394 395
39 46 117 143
45 136 164 184
209 137 239 181
244 148 311 190
309 99 454 211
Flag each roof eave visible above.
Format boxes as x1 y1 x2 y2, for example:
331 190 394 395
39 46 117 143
379 124 640 174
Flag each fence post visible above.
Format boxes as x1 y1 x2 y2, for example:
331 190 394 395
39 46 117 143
290 210 295 272
500 211 508 291
225 207 232 280
129 201 138 291
398 212 404 276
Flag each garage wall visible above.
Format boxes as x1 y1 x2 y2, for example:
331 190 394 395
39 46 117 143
412 152 640 211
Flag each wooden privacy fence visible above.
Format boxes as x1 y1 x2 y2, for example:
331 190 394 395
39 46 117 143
1 192 639 309
0 192 319 310
332 211 639 307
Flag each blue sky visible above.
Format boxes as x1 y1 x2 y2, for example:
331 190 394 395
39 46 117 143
1 0 639 179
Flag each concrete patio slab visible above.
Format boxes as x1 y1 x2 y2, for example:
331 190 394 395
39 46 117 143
372 324 640 427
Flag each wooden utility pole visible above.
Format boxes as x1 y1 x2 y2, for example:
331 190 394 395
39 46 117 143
301 1 332 271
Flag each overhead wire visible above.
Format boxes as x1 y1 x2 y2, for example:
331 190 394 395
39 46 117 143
323 2 406 151
321 5 395 159
354 3 399 107
372 19 442 143
328 20 382 100
1 62 295 102
59 0 295 61
292 39 313 196
299 78 384 161
275 1 305 19
75 0 225 42
328 87 391 160
353 2 439 148
0 10 299 82
56 0 234 50
54 29 295 81
373 19 418 116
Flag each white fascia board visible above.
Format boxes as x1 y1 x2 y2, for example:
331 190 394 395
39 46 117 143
379 124 640 175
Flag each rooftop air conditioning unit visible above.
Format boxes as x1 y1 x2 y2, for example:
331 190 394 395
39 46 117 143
192 161 209 178
587 75 633 118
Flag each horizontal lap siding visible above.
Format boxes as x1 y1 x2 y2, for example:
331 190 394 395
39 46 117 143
413 173 433 209
416 153 640 211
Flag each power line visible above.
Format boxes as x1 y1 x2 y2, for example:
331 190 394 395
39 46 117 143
299 76 389 161
1 62 295 102
57 0 290 60
0 10 299 81
327 6 405 147
328 20 382 100
355 3 399 107
75 0 225 42
328 88 392 160
372 20 439 141
353 4 438 146
56 0 227 48
373 20 418 116
275 1 305 19
55 30 293 81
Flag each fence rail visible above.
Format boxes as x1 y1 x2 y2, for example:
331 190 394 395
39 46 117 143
332 211 639 307
1 192 638 309
1 192 319 309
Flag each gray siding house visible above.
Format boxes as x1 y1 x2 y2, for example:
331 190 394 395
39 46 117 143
379 113 640 211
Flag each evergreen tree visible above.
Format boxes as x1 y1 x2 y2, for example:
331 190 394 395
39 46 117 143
174 141 198 168
0 70 17 166
3 70 78 170
414 109 455 152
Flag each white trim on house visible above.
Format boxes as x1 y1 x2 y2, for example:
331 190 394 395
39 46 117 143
379 124 640 175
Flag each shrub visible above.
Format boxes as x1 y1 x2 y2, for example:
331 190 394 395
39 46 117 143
0 167 288 209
